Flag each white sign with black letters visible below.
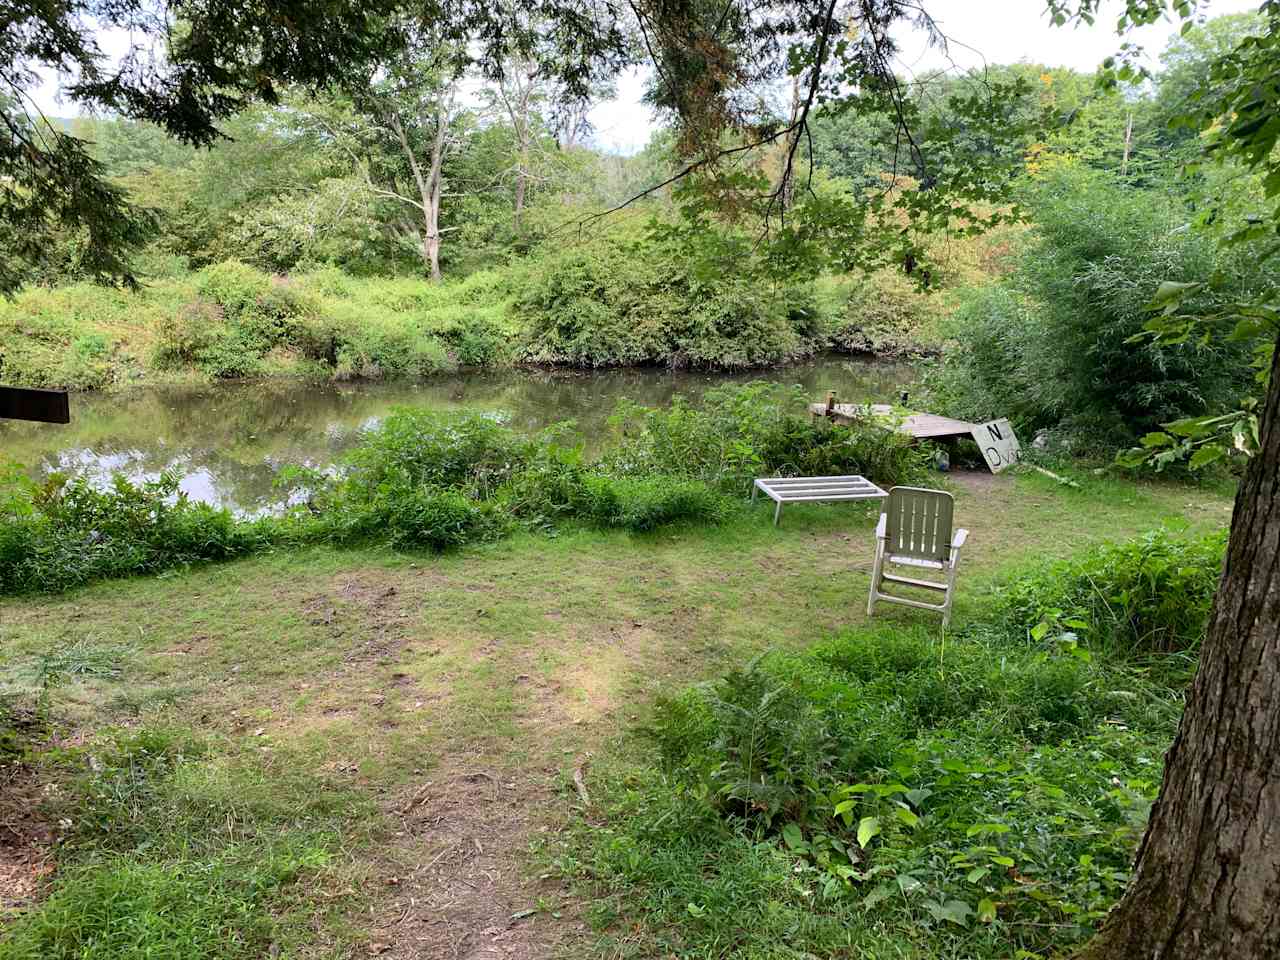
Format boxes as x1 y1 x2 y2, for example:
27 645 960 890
971 418 1021 473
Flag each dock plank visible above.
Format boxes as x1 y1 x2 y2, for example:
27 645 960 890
807 403 976 440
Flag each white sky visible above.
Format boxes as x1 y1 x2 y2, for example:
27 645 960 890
33 0 1261 155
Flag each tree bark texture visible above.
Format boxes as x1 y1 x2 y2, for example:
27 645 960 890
1081 335 1280 959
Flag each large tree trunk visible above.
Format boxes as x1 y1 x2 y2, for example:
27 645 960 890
423 98 449 283
1080 335 1280 959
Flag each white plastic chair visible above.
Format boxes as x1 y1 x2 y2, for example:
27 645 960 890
867 486 968 628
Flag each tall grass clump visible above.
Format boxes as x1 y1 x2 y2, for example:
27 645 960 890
993 526 1227 657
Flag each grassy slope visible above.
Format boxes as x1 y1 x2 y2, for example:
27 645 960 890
0 470 1231 958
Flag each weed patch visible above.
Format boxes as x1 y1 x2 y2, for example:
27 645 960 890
560 532 1203 959
991 527 1227 656
0 725 372 960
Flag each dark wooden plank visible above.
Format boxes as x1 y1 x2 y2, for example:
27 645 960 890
0 385 70 424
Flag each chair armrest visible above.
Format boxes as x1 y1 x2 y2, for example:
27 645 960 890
952 528 969 549
875 514 887 539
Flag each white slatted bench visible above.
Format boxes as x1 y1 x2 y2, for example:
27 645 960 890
752 475 888 526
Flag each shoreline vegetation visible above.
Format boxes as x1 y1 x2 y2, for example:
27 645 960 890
0 385 933 595
0 256 948 392
0 205 1013 393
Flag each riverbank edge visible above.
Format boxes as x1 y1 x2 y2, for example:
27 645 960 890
1 344 939 394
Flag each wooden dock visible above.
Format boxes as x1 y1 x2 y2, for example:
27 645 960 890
807 402 978 441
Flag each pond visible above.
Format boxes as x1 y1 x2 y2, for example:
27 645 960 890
0 357 913 514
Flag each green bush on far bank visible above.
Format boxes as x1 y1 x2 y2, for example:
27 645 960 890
0 232 950 390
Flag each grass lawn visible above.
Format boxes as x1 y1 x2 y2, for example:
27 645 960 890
0 469 1232 959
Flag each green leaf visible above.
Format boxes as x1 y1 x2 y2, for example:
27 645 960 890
782 822 807 852
1147 280 1202 310
1163 417 1214 439
966 823 1010 837
978 898 998 922
904 788 932 808
893 805 920 828
1115 447 1151 468
1189 445 1227 470
857 816 881 849
1140 432 1174 448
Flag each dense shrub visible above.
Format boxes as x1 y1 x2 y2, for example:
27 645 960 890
823 270 936 357
514 229 821 369
604 382 932 492
152 299 224 368
309 408 732 541
993 527 1228 656
313 482 512 551
340 410 532 496
926 166 1258 451
922 284 1042 432
0 469 275 594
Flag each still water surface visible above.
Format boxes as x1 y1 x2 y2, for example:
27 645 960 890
0 358 911 513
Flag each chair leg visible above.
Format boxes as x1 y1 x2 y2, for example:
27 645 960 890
867 541 885 617
941 550 961 629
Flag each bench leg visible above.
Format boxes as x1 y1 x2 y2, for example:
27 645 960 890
774 500 783 526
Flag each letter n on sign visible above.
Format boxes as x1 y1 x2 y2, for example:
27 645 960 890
970 418 1021 474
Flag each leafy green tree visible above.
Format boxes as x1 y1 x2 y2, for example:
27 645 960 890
71 118 197 178
1150 11 1266 153
1035 1 1280 957
1 0 632 293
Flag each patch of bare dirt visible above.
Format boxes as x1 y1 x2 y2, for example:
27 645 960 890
302 574 418 663
0 741 55 916
366 763 570 960
947 469 1007 494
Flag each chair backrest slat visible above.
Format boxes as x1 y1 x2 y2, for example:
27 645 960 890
885 486 953 562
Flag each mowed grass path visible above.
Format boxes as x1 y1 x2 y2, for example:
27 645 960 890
0 471 1233 959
